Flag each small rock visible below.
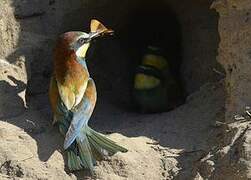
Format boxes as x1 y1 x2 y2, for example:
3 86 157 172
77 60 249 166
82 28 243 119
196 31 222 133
12 0 47 19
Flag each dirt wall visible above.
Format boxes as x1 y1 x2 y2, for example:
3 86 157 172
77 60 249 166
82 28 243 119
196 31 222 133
0 0 250 179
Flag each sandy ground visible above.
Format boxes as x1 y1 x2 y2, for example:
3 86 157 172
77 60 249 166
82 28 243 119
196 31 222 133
0 80 225 179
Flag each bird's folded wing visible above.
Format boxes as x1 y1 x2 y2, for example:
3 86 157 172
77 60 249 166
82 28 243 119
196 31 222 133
64 78 97 149
49 76 72 126
49 76 60 117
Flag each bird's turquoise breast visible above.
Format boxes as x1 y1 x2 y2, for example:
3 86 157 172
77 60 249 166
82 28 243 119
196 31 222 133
133 84 168 113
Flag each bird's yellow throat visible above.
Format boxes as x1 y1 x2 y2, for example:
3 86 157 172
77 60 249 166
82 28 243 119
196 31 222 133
134 73 160 90
76 43 90 58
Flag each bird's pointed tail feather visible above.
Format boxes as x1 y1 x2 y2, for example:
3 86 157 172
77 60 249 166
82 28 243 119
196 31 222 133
67 125 127 173
67 150 82 171
86 126 128 154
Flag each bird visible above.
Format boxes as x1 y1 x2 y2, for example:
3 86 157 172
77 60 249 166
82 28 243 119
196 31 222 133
133 46 184 113
49 19 127 174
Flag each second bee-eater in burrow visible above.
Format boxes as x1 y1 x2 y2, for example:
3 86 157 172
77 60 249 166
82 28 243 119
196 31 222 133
49 19 127 174
133 46 184 113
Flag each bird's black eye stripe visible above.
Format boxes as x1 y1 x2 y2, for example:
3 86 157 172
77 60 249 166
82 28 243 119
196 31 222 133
78 37 88 44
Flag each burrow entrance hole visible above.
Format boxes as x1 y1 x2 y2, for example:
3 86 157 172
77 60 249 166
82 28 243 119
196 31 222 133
29 0 224 127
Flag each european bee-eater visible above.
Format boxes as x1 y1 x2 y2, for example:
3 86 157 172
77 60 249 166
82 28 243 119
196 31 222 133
133 46 184 113
49 19 127 174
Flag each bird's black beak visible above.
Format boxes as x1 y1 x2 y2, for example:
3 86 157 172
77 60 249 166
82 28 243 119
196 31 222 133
88 31 101 41
88 29 114 41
